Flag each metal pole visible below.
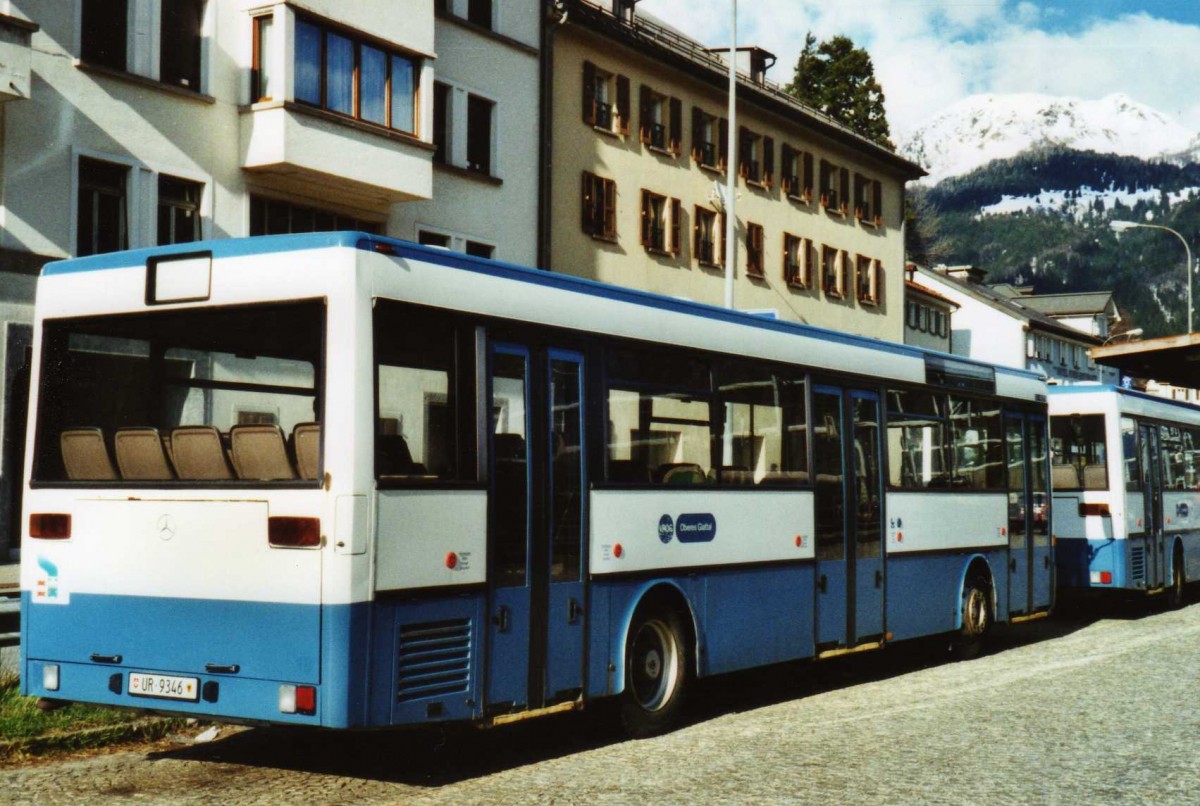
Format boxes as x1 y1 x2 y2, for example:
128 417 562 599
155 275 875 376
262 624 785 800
1136 224 1193 334
723 0 737 309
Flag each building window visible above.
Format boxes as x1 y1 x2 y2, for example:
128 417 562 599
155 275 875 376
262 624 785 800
419 230 451 248
249 195 381 235
251 14 275 101
467 0 493 29
856 255 881 305
907 301 918 329
820 160 850 215
419 228 495 258
746 223 765 278
466 94 494 175
160 0 205 90
157 176 202 245
694 207 723 267
81 0 128 70
854 174 883 226
639 86 682 154
291 16 420 135
784 233 813 288
583 61 629 135
641 190 681 254
739 129 773 186
581 172 617 240
466 240 494 259
432 82 450 164
77 157 128 257
781 145 814 201
822 246 846 298
691 108 727 171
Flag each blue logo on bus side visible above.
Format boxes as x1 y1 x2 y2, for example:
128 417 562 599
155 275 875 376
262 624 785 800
658 515 674 543
676 513 717 543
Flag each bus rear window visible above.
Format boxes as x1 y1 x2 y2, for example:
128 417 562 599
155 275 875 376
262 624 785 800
1049 414 1107 490
34 301 323 484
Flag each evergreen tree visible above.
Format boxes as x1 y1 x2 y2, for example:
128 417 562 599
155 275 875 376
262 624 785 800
786 33 893 149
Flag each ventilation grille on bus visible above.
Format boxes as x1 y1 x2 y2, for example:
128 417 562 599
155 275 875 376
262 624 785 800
1130 545 1146 584
396 618 472 702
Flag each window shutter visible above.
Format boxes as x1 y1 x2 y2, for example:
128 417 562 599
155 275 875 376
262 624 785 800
873 181 883 226
854 174 865 218
582 61 596 126
670 197 682 254
640 189 651 246
803 152 814 197
639 85 650 144
738 127 750 178
840 168 850 213
838 250 848 295
780 145 793 195
718 118 729 171
802 239 813 287
693 206 702 256
691 107 702 161
717 212 725 266
873 259 883 303
669 97 683 155
581 171 595 234
603 178 617 236
763 136 775 186
616 74 631 135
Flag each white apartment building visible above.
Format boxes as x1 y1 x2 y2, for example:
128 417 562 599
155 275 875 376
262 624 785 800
0 0 540 558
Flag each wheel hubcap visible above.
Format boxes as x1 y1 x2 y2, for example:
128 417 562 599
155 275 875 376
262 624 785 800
630 619 679 712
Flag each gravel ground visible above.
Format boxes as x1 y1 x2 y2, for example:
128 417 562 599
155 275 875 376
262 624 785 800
2 598 1198 805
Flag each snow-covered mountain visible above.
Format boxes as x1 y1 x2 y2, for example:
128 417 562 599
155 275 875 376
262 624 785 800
900 93 1199 184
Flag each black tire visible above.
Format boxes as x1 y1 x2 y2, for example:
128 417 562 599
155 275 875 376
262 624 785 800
952 577 991 660
1166 546 1185 610
619 606 690 738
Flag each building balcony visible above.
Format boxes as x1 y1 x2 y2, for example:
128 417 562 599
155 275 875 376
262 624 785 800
239 102 433 211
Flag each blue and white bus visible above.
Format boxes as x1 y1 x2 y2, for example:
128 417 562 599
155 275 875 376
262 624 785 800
1050 385 1200 606
21 233 1052 736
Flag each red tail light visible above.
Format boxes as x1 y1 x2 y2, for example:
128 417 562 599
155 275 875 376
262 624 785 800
268 517 320 548
30 513 71 539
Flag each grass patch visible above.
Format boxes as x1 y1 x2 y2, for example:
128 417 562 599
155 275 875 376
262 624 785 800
0 676 142 741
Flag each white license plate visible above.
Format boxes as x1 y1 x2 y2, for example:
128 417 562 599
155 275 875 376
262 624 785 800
128 672 200 702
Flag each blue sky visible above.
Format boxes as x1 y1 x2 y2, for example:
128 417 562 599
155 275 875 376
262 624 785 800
637 1 1200 137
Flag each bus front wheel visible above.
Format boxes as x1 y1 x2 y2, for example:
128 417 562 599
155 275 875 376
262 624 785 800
620 607 690 738
1167 546 1186 610
952 578 991 660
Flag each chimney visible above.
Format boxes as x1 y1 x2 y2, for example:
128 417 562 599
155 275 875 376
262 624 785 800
614 0 639 23
942 265 987 285
707 46 777 85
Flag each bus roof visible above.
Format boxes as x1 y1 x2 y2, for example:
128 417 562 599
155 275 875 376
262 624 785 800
44 231 1044 389
1049 384 1200 419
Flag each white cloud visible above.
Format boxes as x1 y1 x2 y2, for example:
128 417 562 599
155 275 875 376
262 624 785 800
636 1 1200 138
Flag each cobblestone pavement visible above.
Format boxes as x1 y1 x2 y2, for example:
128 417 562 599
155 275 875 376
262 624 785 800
3 599 1199 805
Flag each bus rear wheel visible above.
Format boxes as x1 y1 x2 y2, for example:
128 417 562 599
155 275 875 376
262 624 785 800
620 607 690 738
952 578 991 660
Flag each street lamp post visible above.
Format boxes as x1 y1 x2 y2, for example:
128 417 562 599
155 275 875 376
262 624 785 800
1111 220 1195 333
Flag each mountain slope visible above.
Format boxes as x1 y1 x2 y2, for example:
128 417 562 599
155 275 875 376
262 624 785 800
901 93 1198 184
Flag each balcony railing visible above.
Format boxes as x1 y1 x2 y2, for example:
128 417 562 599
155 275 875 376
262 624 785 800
594 101 613 131
648 122 667 150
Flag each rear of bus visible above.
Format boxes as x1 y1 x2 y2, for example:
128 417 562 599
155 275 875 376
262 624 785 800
1048 389 1124 590
20 235 358 726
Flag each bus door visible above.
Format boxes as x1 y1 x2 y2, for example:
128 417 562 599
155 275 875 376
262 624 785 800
1138 422 1165 588
1028 416 1052 609
1005 414 1032 614
486 344 587 713
813 386 885 651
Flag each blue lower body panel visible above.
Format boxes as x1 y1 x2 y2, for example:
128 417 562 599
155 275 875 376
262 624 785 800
885 550 1008 641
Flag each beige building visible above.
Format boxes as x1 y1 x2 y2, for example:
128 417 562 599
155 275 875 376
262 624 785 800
544 1 924 339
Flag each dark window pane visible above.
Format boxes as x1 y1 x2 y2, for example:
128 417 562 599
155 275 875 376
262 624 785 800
550 358 582 582
492 352 529 586
465 241 493 259
81 0 127 70
360 46 387 125
419 231 451 248
391 56 417 133
157 176 201 245
160 0 204 90
432 82 449 162
294 19 322 105
467 0 492 28
325 33 353 115
78 158 127 256
466 95 493 174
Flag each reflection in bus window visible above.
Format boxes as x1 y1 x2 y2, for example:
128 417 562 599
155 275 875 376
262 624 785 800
948 396 1003 490
716 365 807 484
1121 417 1140 492
886 389 949 489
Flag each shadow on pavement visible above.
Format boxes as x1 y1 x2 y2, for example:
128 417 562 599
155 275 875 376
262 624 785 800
152 595 1189 786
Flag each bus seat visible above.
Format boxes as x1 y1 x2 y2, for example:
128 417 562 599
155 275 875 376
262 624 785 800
114 427 175 480
719 467 755 485
231 424 297 481
607 459 650 483
658 463 706 484
171 426 234 480
60 428 118 481
1052 463 1079 489
292 423 321 480
1082 464 1107 490
493 433 527 463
